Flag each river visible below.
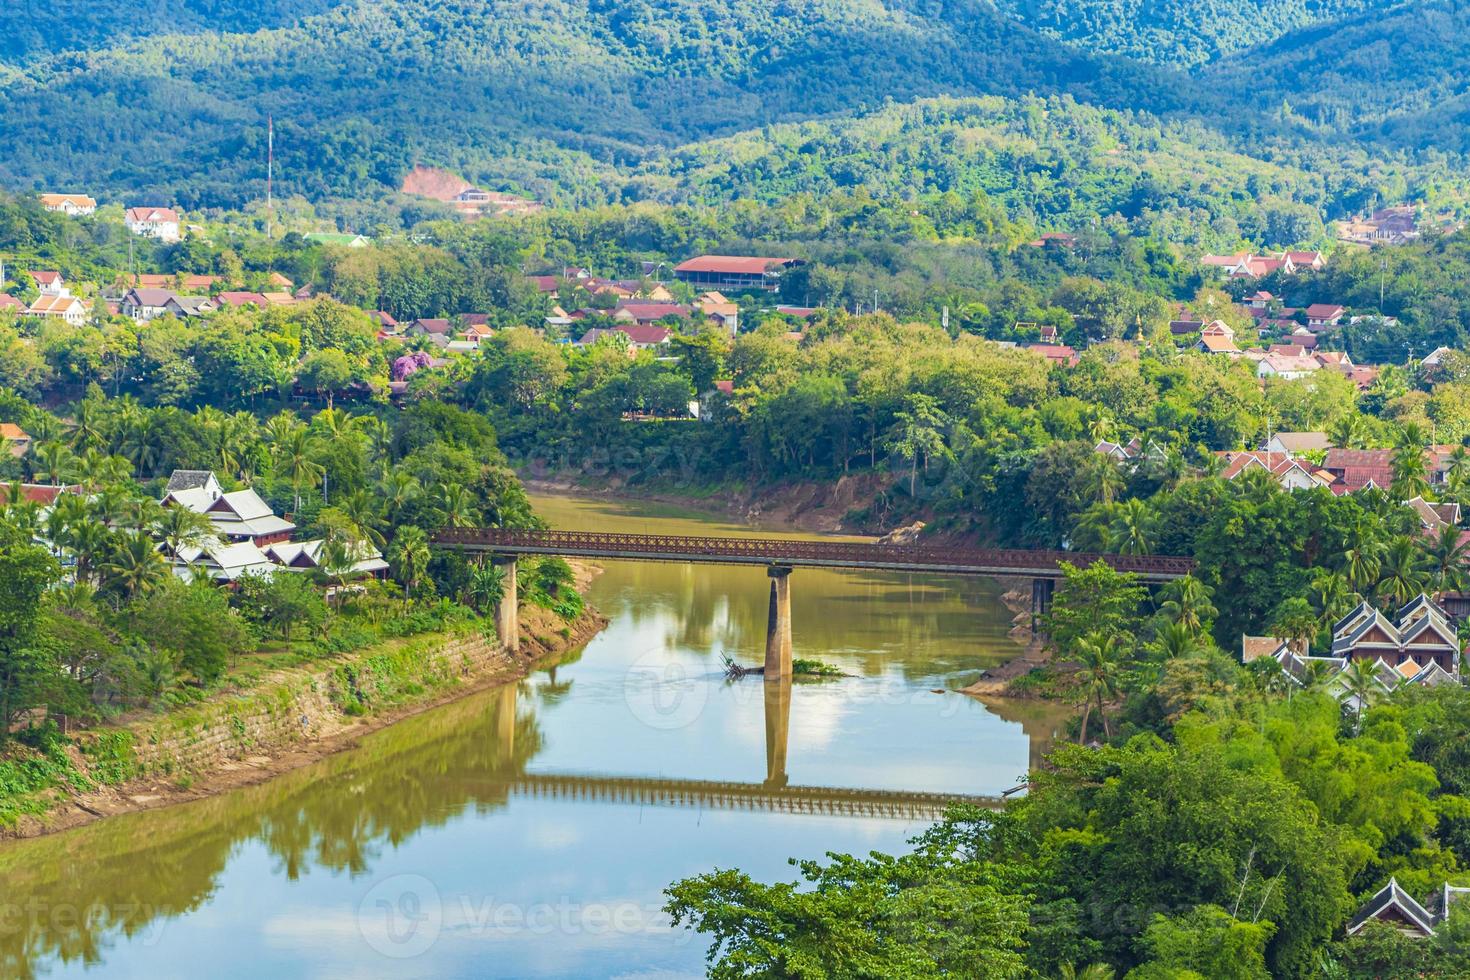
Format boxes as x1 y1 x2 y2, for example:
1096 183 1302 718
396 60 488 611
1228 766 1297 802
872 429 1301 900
0 494 1067 979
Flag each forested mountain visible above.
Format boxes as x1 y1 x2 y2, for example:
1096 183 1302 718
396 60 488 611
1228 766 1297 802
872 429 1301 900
0 0 1200 210
1206 0 1470 150
0 0 343 64
994 0 1387 68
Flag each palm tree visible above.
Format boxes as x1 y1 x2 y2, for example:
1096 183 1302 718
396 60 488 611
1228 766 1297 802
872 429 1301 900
1341 536 1384 595
276 428 324 513
69 399 104 451
390 525 432 597
317 507 368 601
1341 658 1383 734
1329 413 1368 450
380 470 422 524
1391 447 1430 499
358 416 394 478
101 531 168 599
464 562 507 613
1087 414 1115 445
433 483 479 528
152 505 219 556
1107 498 1157 556
340 489 387 550
1086 455 1125 506
1446 446 1470 496
1070 502 1119 552
1158 575 1216 634
1308 569 1357 633
1152 621 1203 661
1377 535 1429 607
1422 523 1470 595
1074 632 1123 743
34 441 77 485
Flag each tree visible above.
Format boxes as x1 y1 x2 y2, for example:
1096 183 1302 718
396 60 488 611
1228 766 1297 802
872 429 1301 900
1376 536 1428 607
100 530 169 601
1075 631 1123 742
1158 575 1217 635
233 571 327 641
1421 523 1470 594
886 392 950 495
152 504 218 556
1341 658 1383 733
1044 560 1146 654
463 561 507 614
1267 597 1319 654
127 579 253 685
390 525 432 597
1108 497 1158 555
0 536 62 736
666 810 1030 979
1135 905 1273 980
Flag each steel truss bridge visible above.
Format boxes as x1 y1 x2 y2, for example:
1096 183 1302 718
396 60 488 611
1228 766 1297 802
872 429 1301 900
432 528 1194 582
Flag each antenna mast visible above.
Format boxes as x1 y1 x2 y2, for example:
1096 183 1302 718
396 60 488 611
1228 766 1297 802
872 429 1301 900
266 115 274 239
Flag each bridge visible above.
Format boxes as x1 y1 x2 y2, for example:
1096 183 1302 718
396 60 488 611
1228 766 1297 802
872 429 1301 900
479 772 1002 820
432 528 1194 675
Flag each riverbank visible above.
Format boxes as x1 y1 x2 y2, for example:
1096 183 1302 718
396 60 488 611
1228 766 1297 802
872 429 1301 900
1 573 607 841
522 473 894 534
960 579 1054 697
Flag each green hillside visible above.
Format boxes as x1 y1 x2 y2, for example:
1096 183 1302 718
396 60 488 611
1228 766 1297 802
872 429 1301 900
639 95 1470 249
994 0 1387 68
0 0 344 64
1205 0 1470 147
0 0 1197 209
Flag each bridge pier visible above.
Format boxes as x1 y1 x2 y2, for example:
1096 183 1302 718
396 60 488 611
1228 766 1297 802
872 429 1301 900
1030 578 1055 633
764 566 793 678
493 556 518 653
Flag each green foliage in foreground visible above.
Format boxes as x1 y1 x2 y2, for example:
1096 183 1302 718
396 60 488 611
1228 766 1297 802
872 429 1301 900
670 679 1470 977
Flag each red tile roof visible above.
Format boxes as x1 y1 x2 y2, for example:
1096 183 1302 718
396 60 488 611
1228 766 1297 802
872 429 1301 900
675 255 794 275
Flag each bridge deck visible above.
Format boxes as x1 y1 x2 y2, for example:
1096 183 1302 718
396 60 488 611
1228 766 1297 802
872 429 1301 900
433 528 1193 581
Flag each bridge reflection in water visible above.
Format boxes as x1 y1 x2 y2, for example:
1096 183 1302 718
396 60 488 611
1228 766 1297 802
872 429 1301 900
495 678 1006 821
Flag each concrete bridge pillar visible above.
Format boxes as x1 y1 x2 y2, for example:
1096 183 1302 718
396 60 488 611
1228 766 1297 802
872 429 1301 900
494 556 519 653
1030 578 1055 633
764 565 793 678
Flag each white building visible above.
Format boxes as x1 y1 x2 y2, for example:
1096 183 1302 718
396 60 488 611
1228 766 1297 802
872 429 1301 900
125 207 182 243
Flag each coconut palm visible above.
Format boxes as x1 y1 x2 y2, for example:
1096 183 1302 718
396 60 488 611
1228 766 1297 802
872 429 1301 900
1341 529 1384 595
1377 535 1429 607
1087 414 1115 445
1422 523 1470 594
34 441 77 485
1341 658 1383 733
275 428 324 513
380 470 423 524
101 530 168 599
1086 455 1125 505
152 505 219 556
1446 446 1470 495
433 483 479 528
1107 498 1157 556
1074 632 1123 743
390 525 432 597
1329 413 1368 450
1158 575 1216 635
1308 569 1358 633
340 489 387 550
1152 621 1204 661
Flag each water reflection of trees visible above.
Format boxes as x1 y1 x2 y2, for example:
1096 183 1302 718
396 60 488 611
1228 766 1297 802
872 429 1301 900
598 561 1019 682
0 681 542 979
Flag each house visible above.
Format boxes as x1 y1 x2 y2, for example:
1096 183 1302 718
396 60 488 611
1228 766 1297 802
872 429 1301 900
162 472 295 546
1423 347 1455 371
264 539 390 578
29 271 66 296
174 541 277 584
1313 351 1352 369
120 288 180 322
215 291 271 309
0 483 81 506
260 292 297 308
1322 448 1395 493
1285 251 1326 272
696 292 740 334
1217 451 1324 491
26 293 88 326
673 255 801 293
1264 432 1331 456
406 318 453 348
1305 304 1346 330
125 207 181 243
1200 251 1326 280
39 194 97 216
1095 439 1142 462
132 273 221 292
613 302 692 326
576 325 673 350
0 295 23 315
369 311 399 333
1197 326 1240 355
1026 232 1076 248
0 423 31 458
1257 352 1321 380
1404 496 1462 534
1024 344 1080 367
1330 596 1460 674
1347 879 1470 938
774 305 819 322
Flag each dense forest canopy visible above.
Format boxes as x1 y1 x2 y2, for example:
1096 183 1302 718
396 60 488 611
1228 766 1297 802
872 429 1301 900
994 0 1386 68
